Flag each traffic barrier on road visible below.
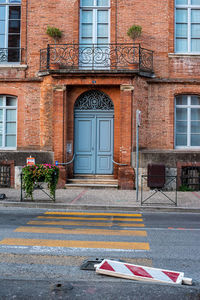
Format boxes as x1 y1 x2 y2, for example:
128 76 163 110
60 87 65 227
95 259 192 285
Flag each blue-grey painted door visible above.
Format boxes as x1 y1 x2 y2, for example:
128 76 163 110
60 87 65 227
74 115 95 174
96 116 113 174
74 112 113 174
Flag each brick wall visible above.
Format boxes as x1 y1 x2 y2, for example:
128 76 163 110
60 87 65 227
0 0 200 189
0 80 41 150
16 0 197 79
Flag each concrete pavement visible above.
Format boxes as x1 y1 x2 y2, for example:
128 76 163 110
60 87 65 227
0 187 200 212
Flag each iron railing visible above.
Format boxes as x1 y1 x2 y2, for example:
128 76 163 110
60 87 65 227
0 164 11 187
0 48 23 63
181 166 200 191
40 43 153 73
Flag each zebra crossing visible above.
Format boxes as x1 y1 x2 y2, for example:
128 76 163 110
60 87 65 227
0 211 150 251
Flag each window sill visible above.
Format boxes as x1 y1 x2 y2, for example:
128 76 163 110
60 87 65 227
168 53 200 58
0 64 27 69
175 147 200 150
0 148 17 151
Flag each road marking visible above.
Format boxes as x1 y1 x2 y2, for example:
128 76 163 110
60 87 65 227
15 226 147 236
27 220 145 227
168 227 198 231
70 189 88 204
37 216 143 222
45 212 142 217
0 238 150 250
192 191 200 199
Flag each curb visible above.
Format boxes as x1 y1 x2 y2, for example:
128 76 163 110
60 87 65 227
0 201 200 213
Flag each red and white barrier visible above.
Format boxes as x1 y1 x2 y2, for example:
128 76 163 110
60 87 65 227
95 259 192 285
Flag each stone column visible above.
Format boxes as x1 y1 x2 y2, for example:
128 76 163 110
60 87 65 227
118 84 135 189
53 85 67 163
40 76 54 151
53 85 67 188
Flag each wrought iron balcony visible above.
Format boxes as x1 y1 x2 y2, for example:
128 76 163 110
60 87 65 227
0 48 24 63
40 43 154 74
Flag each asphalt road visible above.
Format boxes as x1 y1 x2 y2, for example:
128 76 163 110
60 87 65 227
0 208 199 299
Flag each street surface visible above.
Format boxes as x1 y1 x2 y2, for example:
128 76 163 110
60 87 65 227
0 208 200 299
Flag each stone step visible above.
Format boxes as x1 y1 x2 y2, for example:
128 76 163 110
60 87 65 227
65 183 118 189
73 175 115 179
66 175 118 189
67 178 118 185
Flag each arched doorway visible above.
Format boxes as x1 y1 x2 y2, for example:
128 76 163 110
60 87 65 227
74 90 114 174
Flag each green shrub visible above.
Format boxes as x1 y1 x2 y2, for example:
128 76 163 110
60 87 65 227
46 26 62 42
179 185 194 192
127 25 142 40
22 164 59 200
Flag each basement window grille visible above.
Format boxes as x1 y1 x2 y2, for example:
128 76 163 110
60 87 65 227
181 166 200 191
0 164 11 187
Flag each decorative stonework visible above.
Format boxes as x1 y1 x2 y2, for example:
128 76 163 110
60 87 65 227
74 90 114 110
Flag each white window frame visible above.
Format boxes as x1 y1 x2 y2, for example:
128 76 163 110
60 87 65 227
79 0 110 69
80 0 110 45
0 0 21 63
175 0 200 53
0 95 17 150
175 95 200 148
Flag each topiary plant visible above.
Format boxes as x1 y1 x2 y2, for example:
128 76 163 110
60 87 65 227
46 25 62 45
127 25 142 41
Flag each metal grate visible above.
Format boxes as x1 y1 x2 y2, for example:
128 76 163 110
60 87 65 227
181 166 200 191
0 165 11 187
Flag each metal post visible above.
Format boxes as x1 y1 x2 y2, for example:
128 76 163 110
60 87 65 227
136 109 141 202
138 44 141 71
92 44 94 70
20 172 23 202
47 44 50 70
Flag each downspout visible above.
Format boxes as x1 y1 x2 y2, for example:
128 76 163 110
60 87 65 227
25 0 28 78
115 0 118 43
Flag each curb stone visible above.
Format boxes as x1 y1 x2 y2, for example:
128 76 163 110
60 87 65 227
0 201 200 213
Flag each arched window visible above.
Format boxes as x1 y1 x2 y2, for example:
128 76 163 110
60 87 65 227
0 95 17 149
0 0 21 62
74 90 114 110
175 95 200 147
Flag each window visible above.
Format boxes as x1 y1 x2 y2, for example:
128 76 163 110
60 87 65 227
175 0 200 53
175 95 200 147
79 0 110 68
0 95 17 148
0 0 21 62
80 0 110 45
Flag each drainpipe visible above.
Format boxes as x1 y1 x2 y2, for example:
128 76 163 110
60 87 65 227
115 0 118 43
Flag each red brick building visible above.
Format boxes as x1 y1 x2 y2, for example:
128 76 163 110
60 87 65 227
1 0 200 190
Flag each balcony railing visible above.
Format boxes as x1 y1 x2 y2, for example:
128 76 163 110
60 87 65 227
40 43 153 74
0 48 24 63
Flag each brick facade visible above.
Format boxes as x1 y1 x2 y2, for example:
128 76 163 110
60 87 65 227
0 0 200 189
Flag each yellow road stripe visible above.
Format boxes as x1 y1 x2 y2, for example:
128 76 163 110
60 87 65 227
0 238 149 250
15 226 147 237
45 212 142 217
27 220 145 227
37 216 143 222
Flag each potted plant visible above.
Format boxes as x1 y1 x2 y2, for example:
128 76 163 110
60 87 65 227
46 25 62 69
22 164 59 201
127 25 142 41
127 25 142 70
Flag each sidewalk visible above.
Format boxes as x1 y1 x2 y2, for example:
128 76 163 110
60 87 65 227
0 187 200 212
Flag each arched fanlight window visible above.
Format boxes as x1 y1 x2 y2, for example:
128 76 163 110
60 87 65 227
74 90 114 110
